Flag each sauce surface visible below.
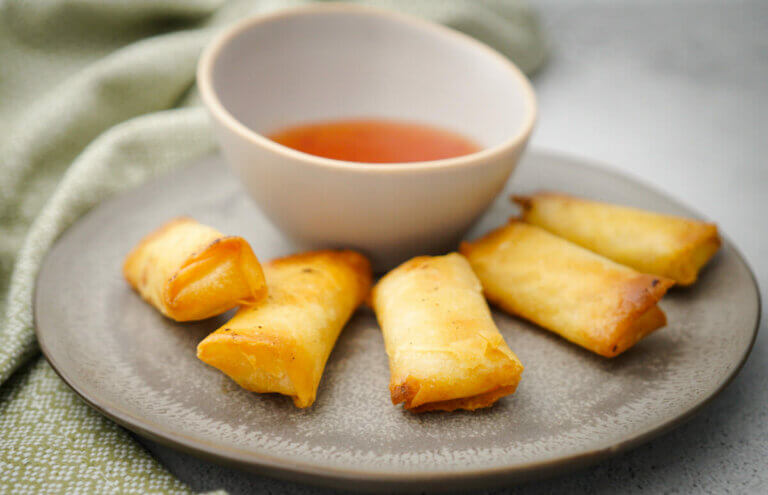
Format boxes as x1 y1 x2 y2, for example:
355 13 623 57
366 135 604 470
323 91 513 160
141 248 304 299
268 119 481 163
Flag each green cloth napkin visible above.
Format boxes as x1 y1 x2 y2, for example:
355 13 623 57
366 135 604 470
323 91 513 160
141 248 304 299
0 0 546 492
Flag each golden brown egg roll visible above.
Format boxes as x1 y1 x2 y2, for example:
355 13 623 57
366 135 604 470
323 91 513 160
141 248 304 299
123 217 266 321
371 253 523 413
513 192 720 285
460 221 674 358
196 250 372 408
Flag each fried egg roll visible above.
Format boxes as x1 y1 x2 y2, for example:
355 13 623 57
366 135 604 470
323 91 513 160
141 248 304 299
197 250 372 408
460 221 674 358
123 217 266 321
514 192 720 285
372 253 523 413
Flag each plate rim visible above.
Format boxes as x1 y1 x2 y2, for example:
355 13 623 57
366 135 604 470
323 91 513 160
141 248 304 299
34 150 762 492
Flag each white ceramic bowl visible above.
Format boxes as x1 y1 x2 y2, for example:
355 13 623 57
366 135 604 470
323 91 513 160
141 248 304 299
198 4 536 270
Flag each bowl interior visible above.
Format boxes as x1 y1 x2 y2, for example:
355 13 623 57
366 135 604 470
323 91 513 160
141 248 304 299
209 7 533 149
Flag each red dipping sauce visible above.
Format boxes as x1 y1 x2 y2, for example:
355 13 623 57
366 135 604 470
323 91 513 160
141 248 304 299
268 119 481 164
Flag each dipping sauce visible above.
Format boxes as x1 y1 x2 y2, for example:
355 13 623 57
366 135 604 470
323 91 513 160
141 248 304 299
268 119 481 163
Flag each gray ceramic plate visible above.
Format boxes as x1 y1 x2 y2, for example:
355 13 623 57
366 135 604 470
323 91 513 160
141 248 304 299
35 151 760 493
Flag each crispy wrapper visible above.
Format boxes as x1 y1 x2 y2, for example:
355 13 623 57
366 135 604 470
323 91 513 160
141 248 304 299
460 221 674 358
123 217 266 322
513 192 721 285
196 250 372 408
372 253 523 413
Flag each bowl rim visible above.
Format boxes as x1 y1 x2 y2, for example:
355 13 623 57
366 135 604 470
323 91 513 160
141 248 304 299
197 2 537 173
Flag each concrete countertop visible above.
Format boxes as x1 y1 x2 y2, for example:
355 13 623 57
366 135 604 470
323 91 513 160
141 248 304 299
139 1 768 492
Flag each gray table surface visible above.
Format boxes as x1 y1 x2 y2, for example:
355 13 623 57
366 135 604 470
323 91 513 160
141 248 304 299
137 1 768 492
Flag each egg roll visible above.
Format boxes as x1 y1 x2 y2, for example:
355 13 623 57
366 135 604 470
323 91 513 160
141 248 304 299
460 221 674 358
372 253 523 413
513 192 720 285
196 250 372 408
123 217 267 321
